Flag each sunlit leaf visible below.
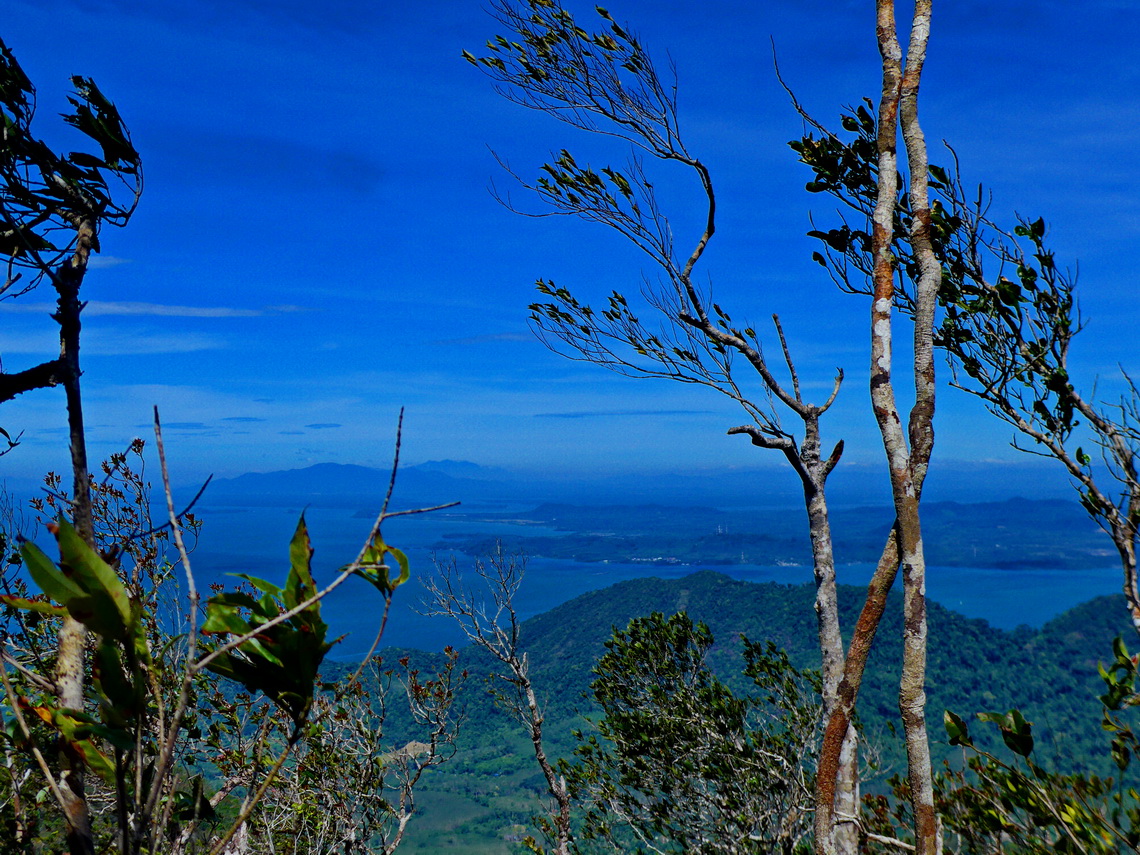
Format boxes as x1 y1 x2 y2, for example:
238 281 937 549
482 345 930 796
0 594 66 617
944 709 972 747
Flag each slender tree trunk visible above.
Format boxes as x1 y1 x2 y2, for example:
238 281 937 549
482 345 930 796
896 3 941 849
771 411 857 855
895 501 939 854
523 673 573 855
804 480 857 855
53 218 97 855
815 529 898 842
812 2 943 849
1115 532 1140 636
870 1 941 852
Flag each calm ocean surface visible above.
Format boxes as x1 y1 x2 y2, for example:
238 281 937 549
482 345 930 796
187 503 1123 661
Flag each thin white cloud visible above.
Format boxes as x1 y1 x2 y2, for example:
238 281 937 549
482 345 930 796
88 256 131 269
3 330 226 355
86 302 260 318
0 301 306 318
535 409 717 419
432 332 533 346
1 301 65 314
1 330 66 353
88 332 227 355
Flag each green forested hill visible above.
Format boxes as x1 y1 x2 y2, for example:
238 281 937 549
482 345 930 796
357 571 1134 853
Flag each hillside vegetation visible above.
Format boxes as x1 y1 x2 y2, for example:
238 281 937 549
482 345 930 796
354 571 1133 853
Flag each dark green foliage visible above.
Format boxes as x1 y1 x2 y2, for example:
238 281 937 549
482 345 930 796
1 33 143 464
0 36 140 283
6 518 149 781
794 99 1077 433
563 612 818 854
391 572 1137 851
0 496 374 851
518 573 1135 776
866 637 1140 854
792 100 1140 578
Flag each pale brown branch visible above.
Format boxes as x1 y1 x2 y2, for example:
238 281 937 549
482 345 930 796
727 424 795 452
347 595 394 686
867 831 917 852
0 650 55 692
773 314 802 403
140 408 203 844
382 501 461 519
820 370 846 415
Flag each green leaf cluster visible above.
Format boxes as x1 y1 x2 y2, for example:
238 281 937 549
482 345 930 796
201 515 332 726
793 100 1084 456
347 528 410 598
464 1 648 84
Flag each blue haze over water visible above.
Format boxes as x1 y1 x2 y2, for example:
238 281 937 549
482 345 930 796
188 503 1123 662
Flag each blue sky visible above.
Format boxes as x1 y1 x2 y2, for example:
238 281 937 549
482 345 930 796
2 0 1138 487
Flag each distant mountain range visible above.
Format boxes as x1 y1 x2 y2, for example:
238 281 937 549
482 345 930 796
199 459 1112 572
201 458 1078 511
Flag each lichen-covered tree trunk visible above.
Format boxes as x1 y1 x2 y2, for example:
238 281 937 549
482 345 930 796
791 409 858 855
804 481 859 855
816 530 900 853
1119 538 1140 634
869 0 941 852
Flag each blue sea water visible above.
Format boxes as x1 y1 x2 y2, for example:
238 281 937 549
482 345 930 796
184 503 1125 660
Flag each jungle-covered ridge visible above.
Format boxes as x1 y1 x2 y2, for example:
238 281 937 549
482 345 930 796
357 570 1132 852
